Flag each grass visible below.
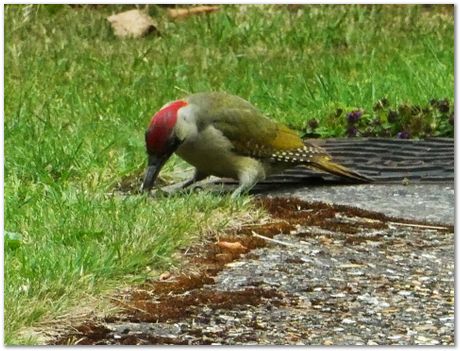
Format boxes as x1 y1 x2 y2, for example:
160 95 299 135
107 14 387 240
4 4 454 344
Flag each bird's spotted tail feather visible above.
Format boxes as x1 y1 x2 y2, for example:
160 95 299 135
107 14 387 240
270 143 371 183
311 156 371 183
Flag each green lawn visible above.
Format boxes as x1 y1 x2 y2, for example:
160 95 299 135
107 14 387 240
4 4 454 344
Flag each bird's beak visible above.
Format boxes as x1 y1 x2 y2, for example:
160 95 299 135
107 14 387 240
142 137 182 192
142 154 169 192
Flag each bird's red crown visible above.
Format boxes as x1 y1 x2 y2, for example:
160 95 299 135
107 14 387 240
145 100 188 155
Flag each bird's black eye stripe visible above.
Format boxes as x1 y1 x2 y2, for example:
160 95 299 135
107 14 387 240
168 135 183 149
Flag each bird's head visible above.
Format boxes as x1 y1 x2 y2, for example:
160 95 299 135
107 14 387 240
142 100 188 192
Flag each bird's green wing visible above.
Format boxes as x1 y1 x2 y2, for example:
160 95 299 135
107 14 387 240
210 107 305 158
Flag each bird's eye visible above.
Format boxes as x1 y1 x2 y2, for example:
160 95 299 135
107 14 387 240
168 135 183 149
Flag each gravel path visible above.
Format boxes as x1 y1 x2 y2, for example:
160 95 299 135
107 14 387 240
207 224 454 345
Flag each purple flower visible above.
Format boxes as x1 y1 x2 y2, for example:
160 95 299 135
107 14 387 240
347 110 362 124
397 131 410 139
347 127 358 137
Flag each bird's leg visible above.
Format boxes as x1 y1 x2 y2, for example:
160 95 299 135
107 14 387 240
231 160 266 198
145 170 209 197
231 184 255 198
178 169 209 189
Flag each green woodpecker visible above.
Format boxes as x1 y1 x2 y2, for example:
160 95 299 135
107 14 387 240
142 92 370 197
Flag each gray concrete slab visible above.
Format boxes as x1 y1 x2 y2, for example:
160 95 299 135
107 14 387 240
269 183 454 225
